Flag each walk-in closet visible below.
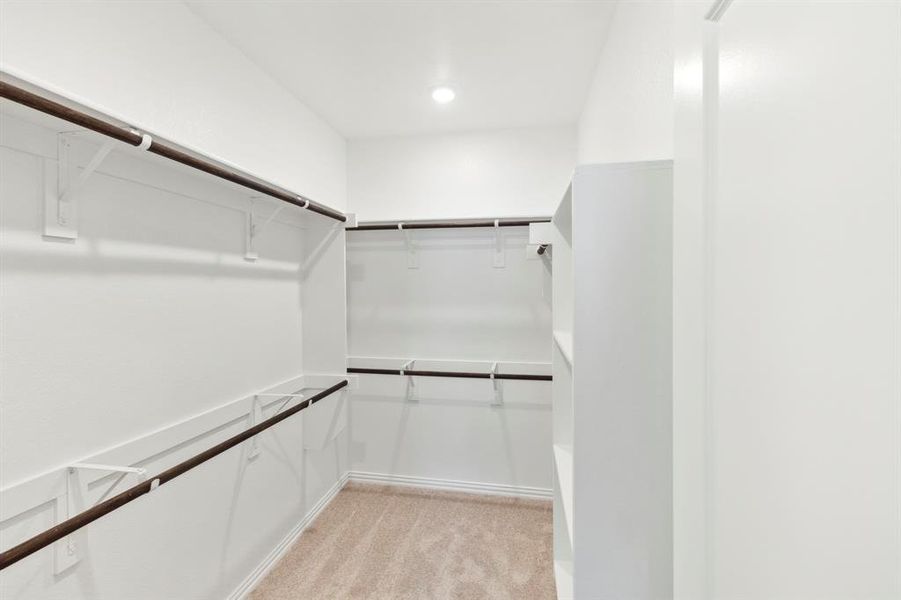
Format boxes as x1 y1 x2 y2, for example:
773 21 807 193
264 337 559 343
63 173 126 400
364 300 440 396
1 2 899 600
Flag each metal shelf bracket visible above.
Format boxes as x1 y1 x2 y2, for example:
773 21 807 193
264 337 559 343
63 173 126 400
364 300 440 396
493 219 505 268
528 221 553 258
59 462 148 573
489 361 504 405
398 223 418 268
245 197 287 261
401 359 417 401
44 131 150 240
247 392 305 459
247 396 264 459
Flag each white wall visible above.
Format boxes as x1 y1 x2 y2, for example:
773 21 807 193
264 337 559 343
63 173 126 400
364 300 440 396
347 126 576 221
349 364 552 493
0 0 347 211
577 0 673 163
344 126 568 491
347 229 551 362
0 106 347 599
673 1 901 598
346 227 553 492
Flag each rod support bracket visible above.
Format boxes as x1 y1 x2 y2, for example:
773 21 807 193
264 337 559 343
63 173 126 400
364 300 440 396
401 359 417 401
245 392 305 460
43 133 117 240
68 463 148 479
245 198 285 261
247 395 264 459
493 219 505 268
57 462 147 574
133 131 153 151
398 223 418 268
528 222 553 258
489 362 503 405
51 491 80 574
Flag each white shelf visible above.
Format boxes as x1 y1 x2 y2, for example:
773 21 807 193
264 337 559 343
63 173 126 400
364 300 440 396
552 181 575 600
554 558 574 600
553 183 573 244
553 330 573 367
553 443 574 545
550 162 674 599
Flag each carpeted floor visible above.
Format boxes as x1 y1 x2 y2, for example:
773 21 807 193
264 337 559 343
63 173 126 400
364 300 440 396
251 482 556 600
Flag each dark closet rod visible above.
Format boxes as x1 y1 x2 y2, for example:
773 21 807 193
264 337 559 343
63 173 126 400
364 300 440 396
0 380 348 572
0 80 346 223
348 367 552 381
346 217 551 231
537 244 549 255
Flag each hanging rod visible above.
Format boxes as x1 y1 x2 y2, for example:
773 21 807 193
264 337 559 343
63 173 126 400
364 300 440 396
0 80 346 223
346 217 551 231
537 244 549 255
347 367 551 381
0 380 348 571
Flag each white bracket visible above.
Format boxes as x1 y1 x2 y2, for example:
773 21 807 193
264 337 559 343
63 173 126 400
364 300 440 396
60 462 148 573
529 221 553 245
493 220 505 268
44 131 150 240
527 221 553 258
247 396 264 459
255 392 307 401
245 198 286 261
489 362 503 405
51 493 79 574
400 359 417 401
247 393 305 459
69 463 148 478
398 223 418 268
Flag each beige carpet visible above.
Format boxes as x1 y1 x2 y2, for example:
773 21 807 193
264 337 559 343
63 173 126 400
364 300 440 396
251 482 556 600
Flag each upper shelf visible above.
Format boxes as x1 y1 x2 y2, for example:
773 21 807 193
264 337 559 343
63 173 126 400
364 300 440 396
553 182 573 246
553 330 573 368
0 77 346 223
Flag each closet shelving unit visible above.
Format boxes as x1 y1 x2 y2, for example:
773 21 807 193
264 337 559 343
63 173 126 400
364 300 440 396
0 78 352 574
550 162 673 600
348 358 552 381
345 218 554 387
0 381 348 571
346 217 550 231
0 79 345 223
551 182 575 597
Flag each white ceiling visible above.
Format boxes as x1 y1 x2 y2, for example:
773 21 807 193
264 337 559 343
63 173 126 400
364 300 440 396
186 1 616 139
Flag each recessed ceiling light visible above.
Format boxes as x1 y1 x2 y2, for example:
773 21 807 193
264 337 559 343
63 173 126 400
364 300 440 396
431 86 456 104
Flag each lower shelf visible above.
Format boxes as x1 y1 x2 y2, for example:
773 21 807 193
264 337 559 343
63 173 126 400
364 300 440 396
554 558 574 599
553 443 574 545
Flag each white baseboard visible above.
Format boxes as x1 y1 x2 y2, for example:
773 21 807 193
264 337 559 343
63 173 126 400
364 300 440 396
228 472 349 600
347 470 552 500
